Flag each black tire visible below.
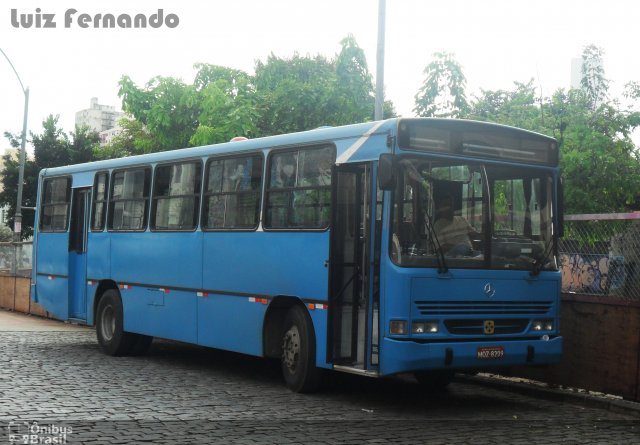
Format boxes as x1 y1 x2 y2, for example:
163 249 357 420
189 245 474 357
95 289 136 356
414 370 455 392
281 305 322 392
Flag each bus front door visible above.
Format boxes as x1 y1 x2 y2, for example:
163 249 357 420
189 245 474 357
68 187 90 320
329 164 377 370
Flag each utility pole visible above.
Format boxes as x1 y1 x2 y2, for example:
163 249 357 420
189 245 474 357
374 0 386 121
0 48 29 241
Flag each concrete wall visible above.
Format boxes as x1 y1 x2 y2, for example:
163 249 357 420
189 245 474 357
0 275 49 318
514 294 640 401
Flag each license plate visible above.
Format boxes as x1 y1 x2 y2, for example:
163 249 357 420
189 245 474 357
477 346 504 360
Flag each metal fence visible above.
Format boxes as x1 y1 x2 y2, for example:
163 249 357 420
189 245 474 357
560 213 640 300
0 241 33 278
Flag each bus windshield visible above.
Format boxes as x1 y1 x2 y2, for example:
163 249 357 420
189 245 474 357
390 157 557 271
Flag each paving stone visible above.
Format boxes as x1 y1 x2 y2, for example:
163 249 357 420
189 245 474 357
0 331 638 444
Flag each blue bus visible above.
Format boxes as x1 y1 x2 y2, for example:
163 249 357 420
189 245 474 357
32 118 563 392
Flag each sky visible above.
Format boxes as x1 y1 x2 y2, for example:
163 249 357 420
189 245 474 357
0 0 638 152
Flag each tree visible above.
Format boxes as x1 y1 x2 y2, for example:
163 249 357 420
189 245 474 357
254 52 338 135
332 34 375 124
118 75 200 150
0 132 36 238
0 115 100 238
466 80 545 132
580 44 609 110
190 64 258 146
414 52 468 118
95 117 161 160
417 45 640 213
114 35 393 152
254 35 384 135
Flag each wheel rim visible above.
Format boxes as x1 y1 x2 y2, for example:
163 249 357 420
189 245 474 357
282 325 300 373
100 304 116 341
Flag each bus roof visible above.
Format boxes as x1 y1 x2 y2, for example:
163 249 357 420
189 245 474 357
40 118 558 177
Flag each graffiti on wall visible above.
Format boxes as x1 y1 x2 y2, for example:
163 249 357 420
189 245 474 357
560 253 624 294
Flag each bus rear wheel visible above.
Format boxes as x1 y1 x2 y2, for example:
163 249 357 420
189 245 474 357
281 305 321 392
96 289 139 356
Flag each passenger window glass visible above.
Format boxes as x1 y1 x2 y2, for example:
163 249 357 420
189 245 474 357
152 162 202 230
203 155 263 230
91 172 109 231
40 177 71 232
265 145 334 229
108 168 151 231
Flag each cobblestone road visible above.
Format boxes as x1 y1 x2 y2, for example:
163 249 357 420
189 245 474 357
0 321 638 444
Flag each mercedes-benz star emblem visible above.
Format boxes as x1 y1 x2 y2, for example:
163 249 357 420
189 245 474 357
483 283 496 297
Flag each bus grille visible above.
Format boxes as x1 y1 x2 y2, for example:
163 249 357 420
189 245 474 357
444 319 529 335
415 300 552 316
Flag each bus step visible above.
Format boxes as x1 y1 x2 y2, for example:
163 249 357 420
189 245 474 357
333 365 379 378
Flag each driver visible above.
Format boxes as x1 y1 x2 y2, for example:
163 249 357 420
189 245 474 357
433 192 478 256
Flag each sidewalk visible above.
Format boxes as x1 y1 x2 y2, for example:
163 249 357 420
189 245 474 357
0 308 88 332
457 373 640 418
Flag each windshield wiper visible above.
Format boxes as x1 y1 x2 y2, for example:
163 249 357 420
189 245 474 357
530 238 554 276
424 210 448 274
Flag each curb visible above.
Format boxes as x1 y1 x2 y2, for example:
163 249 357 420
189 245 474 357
457 373 640 418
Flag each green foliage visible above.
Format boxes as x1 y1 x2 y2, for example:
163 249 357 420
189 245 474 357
190 64 259 145
414 52 468 118
470 84 640 213
419 48 640 214
114 34 387 152
0 224 13 241
0 115 99 238
466 80 546 133
118 75 200 150
580 45 609 110
93 118 159 160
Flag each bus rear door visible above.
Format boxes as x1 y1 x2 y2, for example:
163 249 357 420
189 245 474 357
68 187 90 320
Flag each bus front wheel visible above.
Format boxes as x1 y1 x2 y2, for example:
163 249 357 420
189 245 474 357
281 306 321 392
96 289 137 356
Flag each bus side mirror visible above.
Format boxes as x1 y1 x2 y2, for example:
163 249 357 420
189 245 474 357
557 177 564 238
378 154 396 190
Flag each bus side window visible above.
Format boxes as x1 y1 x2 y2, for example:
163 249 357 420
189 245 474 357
151 161 202 231
202 154 263 230
40 176 72 232
91 172 109 231
265 145 334 230
108 167 151 231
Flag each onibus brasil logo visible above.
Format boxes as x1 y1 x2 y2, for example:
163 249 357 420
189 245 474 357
6 421 72 444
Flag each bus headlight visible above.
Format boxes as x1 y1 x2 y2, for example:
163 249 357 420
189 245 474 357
412 321 439 334
532 320 554 331
390 320 408 335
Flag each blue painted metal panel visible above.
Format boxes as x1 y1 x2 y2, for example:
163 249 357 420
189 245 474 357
70 171 95 188
382 266 561 332
35 275 68 320
380 336 562 375
68 252 87 319
86 232 110 280
111 232 202 289
36 233 69 276
308 308 330 368
202 231 329 299
121 286 197 343
197 294 264 355
378 261 562 373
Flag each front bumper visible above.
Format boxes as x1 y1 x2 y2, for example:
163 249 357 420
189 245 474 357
380 336 562 376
